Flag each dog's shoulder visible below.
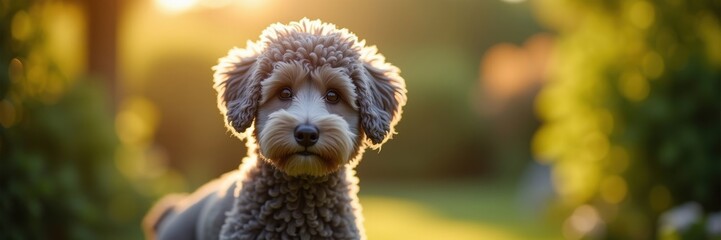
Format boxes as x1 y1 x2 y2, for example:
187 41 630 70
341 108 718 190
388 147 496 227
197 170 242 239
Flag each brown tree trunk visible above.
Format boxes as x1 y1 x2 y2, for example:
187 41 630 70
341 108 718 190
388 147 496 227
84 0 121 110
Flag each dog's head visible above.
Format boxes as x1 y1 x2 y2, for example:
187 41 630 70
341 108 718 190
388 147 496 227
212 19 406 176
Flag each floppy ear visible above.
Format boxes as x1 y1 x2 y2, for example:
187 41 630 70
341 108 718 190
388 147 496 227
212 44 262 138
355 46 407 149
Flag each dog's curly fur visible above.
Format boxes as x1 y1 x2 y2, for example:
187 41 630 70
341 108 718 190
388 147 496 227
143 18 406 240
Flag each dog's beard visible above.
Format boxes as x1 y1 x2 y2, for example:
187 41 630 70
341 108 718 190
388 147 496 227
258 109 356 176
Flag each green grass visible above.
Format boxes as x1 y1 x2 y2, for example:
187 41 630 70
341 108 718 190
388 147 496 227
359 181 563 240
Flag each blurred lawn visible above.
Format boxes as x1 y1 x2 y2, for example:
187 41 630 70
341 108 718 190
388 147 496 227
360 182 562 240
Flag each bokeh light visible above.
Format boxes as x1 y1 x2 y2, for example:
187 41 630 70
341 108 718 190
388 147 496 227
532 0 720 238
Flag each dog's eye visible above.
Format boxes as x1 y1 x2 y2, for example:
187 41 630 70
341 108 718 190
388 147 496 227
279 87 293 100
324 89 340 104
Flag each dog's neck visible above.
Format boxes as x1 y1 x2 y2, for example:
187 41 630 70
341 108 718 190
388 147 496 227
220 153 364 240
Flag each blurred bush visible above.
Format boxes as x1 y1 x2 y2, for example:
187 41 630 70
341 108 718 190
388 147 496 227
0 1 147 239
532 0 720 239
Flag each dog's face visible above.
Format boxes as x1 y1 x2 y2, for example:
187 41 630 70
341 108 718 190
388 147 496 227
212 19 406 177
255 62 360 176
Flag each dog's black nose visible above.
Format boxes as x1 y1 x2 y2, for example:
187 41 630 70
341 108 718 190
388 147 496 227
294 124 319 147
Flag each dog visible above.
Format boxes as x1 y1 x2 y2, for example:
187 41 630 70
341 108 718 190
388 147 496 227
143 18 407 240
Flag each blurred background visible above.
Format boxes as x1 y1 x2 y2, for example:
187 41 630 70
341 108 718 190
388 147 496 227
1 0 719 239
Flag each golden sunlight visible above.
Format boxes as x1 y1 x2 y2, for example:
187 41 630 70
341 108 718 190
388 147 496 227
237 0 264 9
153 0 266 14
155 0 197 13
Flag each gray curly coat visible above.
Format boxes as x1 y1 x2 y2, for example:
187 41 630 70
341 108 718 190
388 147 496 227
143 19 406 240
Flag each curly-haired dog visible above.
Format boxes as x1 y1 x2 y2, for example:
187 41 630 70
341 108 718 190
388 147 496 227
143 19 407 240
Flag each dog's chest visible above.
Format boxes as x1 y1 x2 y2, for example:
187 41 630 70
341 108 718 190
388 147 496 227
220 162 361 240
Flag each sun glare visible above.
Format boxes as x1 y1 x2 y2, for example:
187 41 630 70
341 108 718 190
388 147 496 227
501 0 526 4
155 0 197 13
238 0 264 9
153 0 265 13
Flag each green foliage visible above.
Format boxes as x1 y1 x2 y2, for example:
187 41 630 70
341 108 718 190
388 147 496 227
1 1 145 239
533 0 720 238
0 84 139 240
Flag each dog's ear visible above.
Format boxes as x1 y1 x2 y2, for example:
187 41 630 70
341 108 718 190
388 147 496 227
355 46 407 149
213 45 262 138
